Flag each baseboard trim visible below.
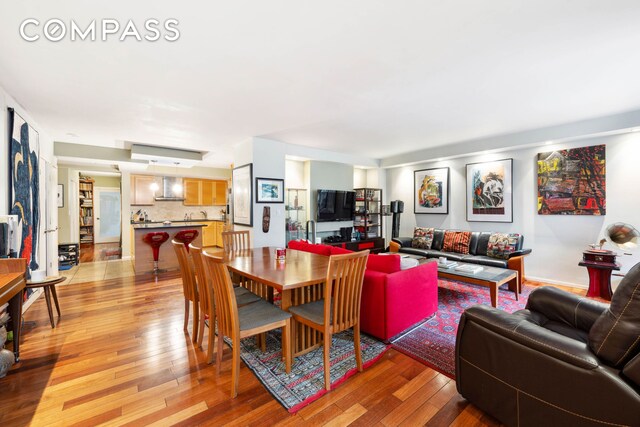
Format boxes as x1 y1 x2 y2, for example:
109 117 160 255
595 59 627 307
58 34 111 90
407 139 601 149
526 275 587 289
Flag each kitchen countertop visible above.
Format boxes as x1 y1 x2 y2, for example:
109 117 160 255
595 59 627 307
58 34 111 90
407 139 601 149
130 219 226 225
132 222 208 229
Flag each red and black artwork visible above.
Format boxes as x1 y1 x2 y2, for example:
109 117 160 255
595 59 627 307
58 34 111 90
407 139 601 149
537 144 605 215
8 108 40 279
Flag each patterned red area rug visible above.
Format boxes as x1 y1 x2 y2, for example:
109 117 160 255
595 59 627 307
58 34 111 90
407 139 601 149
235 329 389 413
391 279 532 379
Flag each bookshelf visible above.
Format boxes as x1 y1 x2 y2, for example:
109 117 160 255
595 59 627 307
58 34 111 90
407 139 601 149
79 178 94 244
354 188 382 240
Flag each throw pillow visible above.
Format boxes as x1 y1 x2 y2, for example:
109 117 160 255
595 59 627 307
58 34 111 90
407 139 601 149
589 262 640 367
366 253 401 274
411 227 435 249
442 231 471 254
486 233 520 259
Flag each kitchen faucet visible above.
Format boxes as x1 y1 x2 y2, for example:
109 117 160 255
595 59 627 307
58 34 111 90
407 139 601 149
200 210 207 219
189 212 193 221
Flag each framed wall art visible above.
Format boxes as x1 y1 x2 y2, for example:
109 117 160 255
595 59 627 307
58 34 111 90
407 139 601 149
232 163 253 226
414 167 449 214
537 144 605 215
466 158 513 222
255 177 284 203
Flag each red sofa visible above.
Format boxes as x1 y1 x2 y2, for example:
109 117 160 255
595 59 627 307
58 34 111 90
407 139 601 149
287 240 439 341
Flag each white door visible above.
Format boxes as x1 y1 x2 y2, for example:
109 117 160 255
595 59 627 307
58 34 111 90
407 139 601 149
94 187 121 244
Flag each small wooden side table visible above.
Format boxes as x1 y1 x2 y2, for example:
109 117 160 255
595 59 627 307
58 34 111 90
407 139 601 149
26 276 66 328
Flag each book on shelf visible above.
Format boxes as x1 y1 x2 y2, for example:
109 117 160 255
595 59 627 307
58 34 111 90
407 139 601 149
454 264 484 274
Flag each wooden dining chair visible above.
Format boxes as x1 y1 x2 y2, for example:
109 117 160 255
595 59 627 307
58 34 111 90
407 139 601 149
203 252 292 398
172 240 200 343
189 244 260 363
289 250 370 391
221 230 250 253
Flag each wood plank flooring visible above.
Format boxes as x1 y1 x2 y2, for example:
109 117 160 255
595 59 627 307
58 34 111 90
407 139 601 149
79 243 122 263
0 273 582 426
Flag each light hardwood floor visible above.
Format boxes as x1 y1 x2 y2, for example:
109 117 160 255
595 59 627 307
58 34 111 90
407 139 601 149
0 273 586 426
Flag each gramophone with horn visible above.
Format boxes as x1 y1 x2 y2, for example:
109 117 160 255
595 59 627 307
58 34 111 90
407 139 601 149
585 222 639 264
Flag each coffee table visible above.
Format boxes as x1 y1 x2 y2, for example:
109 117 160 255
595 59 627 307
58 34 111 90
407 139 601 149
437 262 518 308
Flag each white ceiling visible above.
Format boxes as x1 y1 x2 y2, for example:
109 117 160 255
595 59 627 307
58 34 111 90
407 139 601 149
2 1 640 167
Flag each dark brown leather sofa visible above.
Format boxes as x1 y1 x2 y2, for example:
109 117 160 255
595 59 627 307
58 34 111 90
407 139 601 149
455 262 640 426
391 230 532 289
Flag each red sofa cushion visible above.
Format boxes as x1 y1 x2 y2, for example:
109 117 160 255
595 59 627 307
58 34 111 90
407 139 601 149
366 253 401 274
330 246 353 255
287 240 332 256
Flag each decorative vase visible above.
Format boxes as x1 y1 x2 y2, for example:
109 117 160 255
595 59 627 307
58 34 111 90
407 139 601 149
0 348 14 378
0 325 6 348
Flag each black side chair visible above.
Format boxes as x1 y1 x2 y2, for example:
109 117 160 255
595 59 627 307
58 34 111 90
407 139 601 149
455 262 640 426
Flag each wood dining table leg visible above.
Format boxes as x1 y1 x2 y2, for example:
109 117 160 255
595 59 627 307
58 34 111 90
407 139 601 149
8 290 23 361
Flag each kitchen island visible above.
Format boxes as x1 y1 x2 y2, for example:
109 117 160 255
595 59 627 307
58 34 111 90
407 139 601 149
132 223 206 274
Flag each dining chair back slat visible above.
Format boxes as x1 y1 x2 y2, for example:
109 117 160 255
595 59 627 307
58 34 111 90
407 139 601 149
172 240 200 342
326 251 369 333
189 244 215 356
221 230 250 253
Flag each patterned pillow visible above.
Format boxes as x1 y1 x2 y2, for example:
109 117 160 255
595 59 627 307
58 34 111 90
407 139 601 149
411 227 434 249
442 231 471 254
486 233 520 259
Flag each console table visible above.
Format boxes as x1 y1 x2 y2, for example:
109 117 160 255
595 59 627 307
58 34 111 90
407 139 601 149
0 259 27 362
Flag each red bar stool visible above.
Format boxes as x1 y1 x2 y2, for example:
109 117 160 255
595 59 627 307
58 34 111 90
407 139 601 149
142 232 170 274
174 229 199 252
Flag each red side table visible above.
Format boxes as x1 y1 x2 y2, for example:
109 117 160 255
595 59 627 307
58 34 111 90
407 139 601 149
579 257 620 301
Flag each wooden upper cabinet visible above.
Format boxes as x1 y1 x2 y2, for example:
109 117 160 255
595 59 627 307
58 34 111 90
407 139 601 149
183 179 227 206
215 181 227 205
131 175 156 205
202 180 215 205
183 179 201 206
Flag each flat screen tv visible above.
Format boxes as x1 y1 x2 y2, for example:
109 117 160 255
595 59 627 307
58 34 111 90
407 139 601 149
317 189 356 222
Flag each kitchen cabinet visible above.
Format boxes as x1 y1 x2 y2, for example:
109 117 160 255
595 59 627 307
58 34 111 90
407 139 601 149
183 179 227 206
202 221 224 247
131 175 156 206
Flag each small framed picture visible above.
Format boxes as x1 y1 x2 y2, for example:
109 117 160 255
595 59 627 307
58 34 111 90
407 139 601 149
466 158 513 222
414 167 449 214
57 184 64 208
255 178 284 203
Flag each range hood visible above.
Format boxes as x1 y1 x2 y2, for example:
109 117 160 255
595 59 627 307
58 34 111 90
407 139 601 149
154 177 185 201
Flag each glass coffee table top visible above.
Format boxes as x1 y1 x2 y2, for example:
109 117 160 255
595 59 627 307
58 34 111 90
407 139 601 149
437 261 516 284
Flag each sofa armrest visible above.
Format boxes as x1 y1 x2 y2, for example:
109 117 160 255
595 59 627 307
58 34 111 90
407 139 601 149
526 286 608 332
508 248 532 258
460 305 599 369
392 237 413 248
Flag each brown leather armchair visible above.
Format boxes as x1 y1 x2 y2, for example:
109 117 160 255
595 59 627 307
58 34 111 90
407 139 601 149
456 262 640 426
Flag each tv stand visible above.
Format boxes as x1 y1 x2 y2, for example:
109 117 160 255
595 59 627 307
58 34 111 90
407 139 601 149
323 237 385 254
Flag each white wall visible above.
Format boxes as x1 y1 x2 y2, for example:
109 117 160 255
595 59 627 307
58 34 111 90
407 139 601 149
0 85 56 280
285 160 306 189
387 133 640 288
252 138 286 248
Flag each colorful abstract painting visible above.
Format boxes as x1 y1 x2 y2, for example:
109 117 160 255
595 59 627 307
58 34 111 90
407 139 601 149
537 144 605 215
8 108 40 279
414 167 449 214
466 158 513 222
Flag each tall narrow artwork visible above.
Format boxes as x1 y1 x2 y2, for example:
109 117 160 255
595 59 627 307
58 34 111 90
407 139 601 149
466 158 513 222
8 108 40 279
537 144 605 215
414 167 449 214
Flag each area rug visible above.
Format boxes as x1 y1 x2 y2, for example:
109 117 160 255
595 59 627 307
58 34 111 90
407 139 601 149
391 279 533 379
234 328 389 413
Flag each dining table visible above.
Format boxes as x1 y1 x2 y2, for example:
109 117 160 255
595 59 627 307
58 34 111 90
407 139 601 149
203 246 329 356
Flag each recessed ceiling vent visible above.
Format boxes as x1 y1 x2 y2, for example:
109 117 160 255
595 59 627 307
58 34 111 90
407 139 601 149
130 144 203 167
